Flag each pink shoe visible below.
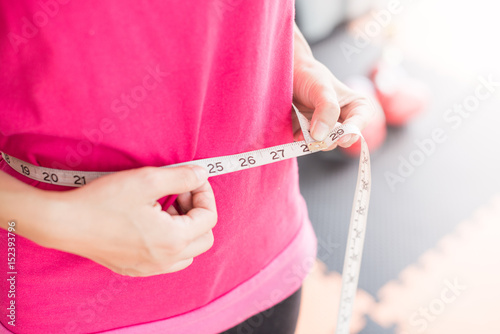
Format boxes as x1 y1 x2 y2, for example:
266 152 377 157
371 62 430 126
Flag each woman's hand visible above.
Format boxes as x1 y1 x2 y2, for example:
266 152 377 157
292 23 375 150
2 166 218 277
56 166 217 277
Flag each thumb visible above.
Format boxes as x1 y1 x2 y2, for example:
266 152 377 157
131 166 209 200
309 91 341 141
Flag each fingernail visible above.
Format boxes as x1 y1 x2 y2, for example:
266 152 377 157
339 134 352 145
190 166 208 181
312 121 330 141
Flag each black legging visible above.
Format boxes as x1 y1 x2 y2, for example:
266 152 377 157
220 287 302 334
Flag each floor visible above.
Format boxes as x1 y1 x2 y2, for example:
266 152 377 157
295 0 500 332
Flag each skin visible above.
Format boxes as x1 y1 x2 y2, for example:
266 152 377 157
0 24 373 277
292 23 374 149
0 166 217 277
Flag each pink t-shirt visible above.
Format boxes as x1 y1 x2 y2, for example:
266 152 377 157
0 1 317 333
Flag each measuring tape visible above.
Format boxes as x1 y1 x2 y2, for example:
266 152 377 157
1 105 370 334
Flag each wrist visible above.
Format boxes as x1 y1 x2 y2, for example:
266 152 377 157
0 170 80 252
293 23 315 65
36 189 85 252
18 188 75 251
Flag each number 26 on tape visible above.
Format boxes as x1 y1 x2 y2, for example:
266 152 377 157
239 156 256 167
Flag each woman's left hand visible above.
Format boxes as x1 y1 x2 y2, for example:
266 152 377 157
292 23 375 150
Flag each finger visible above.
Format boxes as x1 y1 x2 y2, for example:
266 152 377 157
166 205 179 215
165 258 194 273
173 182 217 240
322 143 338 151
337 96 374 148
135 165 209 200
143 231 211 275
310 93 341 141
177 192 194 213
189 181 217 215
124 258 195 276
176 231 214 260
337 134 360 148
337 111 367 148
340 98 375 132
152 201 162 211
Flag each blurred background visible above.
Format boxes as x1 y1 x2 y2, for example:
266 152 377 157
293 0 500 333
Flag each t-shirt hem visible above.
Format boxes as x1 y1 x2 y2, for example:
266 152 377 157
100 219 317 334
0 200 317 334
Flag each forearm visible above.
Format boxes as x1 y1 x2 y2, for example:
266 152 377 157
293 23 315 65
0 170 60 246
292 22 335 106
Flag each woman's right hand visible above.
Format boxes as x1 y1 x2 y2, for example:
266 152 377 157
42 165 218 277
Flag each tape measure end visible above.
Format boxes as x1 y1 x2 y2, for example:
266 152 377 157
308 141 327 152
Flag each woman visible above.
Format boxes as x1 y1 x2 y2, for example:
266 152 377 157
0 1 373 333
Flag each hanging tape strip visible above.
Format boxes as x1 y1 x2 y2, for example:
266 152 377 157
1 104 371 334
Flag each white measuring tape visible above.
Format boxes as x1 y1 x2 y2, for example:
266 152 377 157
1 105 370 334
